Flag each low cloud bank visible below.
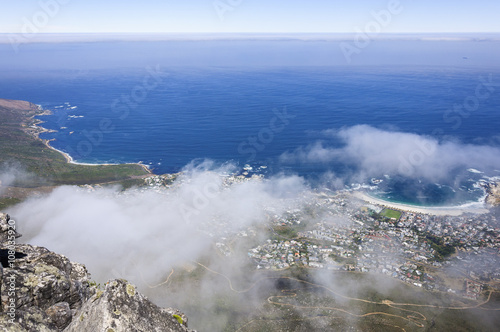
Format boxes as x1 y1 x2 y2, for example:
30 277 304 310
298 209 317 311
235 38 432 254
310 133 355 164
11 162 308 283
7 158 493 330
280 125 500 182
9 162 314 330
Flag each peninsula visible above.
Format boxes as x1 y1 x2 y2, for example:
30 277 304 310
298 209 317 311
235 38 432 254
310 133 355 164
0 98 150 207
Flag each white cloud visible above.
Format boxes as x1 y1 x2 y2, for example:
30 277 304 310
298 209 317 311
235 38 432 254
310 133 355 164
11 163 309 283
280 125 500 181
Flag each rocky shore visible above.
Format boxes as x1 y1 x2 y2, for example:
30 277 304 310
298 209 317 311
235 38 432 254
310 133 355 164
0 98 52 139
0 98 150 198
0 213 193 332
485 181 500 206
5 98 151 174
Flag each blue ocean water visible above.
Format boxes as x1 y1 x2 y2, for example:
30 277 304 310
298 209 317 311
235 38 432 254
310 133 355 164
1 40 499 206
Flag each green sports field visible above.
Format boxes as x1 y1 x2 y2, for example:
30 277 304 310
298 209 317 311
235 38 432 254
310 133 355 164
380 208 402 220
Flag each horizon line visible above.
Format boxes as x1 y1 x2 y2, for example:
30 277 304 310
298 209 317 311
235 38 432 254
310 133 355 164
1 32 500 35
1 32 500 44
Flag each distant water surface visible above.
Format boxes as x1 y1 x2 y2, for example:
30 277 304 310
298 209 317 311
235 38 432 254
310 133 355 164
0 40 499 206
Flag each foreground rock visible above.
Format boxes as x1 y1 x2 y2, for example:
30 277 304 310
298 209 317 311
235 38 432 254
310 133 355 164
0 212 193 331
0 243 93 331
65 279 191 332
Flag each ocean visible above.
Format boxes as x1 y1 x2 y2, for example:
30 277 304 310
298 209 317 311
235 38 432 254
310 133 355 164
1 38 500 206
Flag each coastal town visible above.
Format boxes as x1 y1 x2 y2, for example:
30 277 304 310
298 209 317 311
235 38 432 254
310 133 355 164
245 190 500 300
94 170 500 302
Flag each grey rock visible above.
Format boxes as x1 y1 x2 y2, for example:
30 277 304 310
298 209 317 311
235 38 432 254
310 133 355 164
484 181 500 206
163 307 189 328
0 213 21 243
0 211 193 332
0 244 94 331
45 302 72 330
64 279 193 332
1 244 94 313
0 305 55 332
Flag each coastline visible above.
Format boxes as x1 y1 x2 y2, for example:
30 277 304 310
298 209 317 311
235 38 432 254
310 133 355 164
31 106 152 174
41 139 151 173
351 191 489 216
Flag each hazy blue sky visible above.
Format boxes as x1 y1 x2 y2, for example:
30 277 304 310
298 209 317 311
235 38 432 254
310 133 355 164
1 0 499 34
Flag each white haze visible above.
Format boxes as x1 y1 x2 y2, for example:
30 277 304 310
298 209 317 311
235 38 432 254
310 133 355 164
280 125 500 182
8 159 492 330
9 162 315 330
0 172 15 195
0 164 34 195
11 162 309 283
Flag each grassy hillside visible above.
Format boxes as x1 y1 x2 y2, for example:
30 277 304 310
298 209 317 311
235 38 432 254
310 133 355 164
0 98 150 187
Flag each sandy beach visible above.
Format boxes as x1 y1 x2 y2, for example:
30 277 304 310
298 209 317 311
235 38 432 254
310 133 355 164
33 112 152 174
44 140 152 173
351 191 489 216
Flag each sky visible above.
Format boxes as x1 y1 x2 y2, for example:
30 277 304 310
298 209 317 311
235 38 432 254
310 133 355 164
0 0 499 34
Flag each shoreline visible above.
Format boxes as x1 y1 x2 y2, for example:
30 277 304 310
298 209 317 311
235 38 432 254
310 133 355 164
32 107 152 175
351 191 489 216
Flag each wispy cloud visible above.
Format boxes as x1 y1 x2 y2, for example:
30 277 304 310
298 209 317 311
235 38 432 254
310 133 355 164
0 163 36 195
11 162 308 281
280 125 500 182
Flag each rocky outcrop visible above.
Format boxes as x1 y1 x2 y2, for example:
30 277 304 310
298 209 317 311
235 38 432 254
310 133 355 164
0 242 94 331
0 213 21 243
0 212 193 332
485 181 500 206
64 279 191 332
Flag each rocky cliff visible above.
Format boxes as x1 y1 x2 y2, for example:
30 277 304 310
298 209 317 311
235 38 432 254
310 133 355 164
0 213 193 332
485 181 500 206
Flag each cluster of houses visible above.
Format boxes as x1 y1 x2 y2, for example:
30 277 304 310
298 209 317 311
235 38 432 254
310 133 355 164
404 212 499 249
246 190 499 300
108 172 499 300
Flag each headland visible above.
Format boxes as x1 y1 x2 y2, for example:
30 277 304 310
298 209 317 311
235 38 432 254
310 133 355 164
0 98 151 206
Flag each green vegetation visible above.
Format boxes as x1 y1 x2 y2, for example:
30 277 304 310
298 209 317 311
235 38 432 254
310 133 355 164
108 178 149 191
0 100 149 188
328 253 356 265
271 222 307 241
0 197 21 210
88 280 103 290
272 226 298 239
371 208 402 223
425 234 456 260
380 209 402 220
172 314 183 325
